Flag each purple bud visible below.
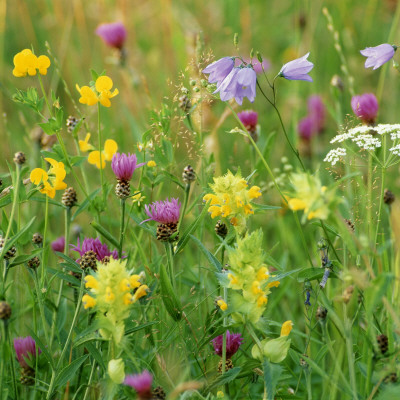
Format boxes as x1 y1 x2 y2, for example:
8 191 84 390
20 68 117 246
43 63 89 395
351 93 378 124
279 53 314 82
307 95 325 133
202 57 234 86
298 116 316 140
211 331 243 358
124 370 153 397
14 336 41 368
95 22 127 49
360 44 396 70
238 110 258 133
51 236 65 253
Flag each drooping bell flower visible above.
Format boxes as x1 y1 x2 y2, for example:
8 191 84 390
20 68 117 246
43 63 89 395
279 53 314 82
360 44 396 70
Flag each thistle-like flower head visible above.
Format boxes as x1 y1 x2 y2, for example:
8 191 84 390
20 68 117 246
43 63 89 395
124 370 153 396
14 336 41 368
143 198 181 224
71 237 120 262
95 22 127 49
212 331 243 358
111 152 145 181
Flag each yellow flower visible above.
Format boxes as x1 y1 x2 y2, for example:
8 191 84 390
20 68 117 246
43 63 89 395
105 287 115 302
147 160 156 167
88 139 118 169
76 75 119 107
13 49 50 77
133 284 149 302
288 198 307 211
30 158 67 198
132 193 146 206
257 295 268 307
248 186 261 199
203 193 219 205
79 133 94 152
129 274 142 288
123 293 133 305
244 205 254 215
82 294 96 309
280 320 293 337
208 206 222 218
217 391 225 398
119 278 131 292
85 275 99 290
216 298 228 311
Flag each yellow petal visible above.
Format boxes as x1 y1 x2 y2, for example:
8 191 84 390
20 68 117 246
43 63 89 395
82 294 96 309
288 198 307 211
217 299 228 311
85 275 99 290
88 151 105 169
37 55 50 69
147 160 156 167
77 86 98 106
110 88 119 98
280 320 293 337
103 139 118 160
44 157 59 168
30 168 48 185
95 75 113 92
79 133 94 152
99 95 111 108
40 181 56 198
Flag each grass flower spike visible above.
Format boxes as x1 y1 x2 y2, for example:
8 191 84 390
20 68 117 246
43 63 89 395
203 170 261 232
13 49 50 77
30 158 67 198
82 258 148 344
76 75 119 107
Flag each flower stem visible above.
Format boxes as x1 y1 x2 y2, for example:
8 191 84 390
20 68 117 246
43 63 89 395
165 243 175 287
177 183 190 232
119 198 126 255
97 103 105 204
33 269 50 347
344 313 358 399
5 321 18 400
40 195 49 288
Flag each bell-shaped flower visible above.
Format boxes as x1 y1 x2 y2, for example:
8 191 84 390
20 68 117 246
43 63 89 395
279 53 313 82
360 44 396 70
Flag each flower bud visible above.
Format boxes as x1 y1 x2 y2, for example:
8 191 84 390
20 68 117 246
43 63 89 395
108 358 125 384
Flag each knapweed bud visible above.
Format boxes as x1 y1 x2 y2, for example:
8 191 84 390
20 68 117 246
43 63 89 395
316 306 328 321
66 116 79 133
182 165 196 184
384 189 395 205
0 301 12 320
13 151 26 165
376 334 389 354
384 372 398 384
62 187 78 208
80 250 98 271
179 95 191 114
215 220 228 239
0 236 16 260
152 386 167 399
27 256 40 270
32 233 43 245
233 33 239 46
345 219 355 232
108 358 125 384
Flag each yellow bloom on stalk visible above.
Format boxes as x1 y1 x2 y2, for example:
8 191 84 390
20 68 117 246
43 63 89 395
13 49 50 77
286 172 339 221
88 139 118 169
147 160 156 167
79 133 95 152
280 320 293 337
30 158 67 198
203 170 261 232
223 230 279 323
76 75 119 107
82 258 148 344
216 298 228 311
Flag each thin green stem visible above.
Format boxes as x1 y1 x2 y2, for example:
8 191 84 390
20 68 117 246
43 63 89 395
38 75 53 117
5 322 18 400
41 195 49 288
177 184 190 232
119 198 126 255
344 316 358 399
97 103 105 203
33 270 50 347
165 243 175 287
305 370 312 400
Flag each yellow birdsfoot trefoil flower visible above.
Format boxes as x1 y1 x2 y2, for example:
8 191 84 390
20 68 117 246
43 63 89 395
82 258 148 344
203 170 261 233
30 158 67 198
76 75 119 107
88 139 118 169
13 49 51 77
221 230 279 323
286 172 339 221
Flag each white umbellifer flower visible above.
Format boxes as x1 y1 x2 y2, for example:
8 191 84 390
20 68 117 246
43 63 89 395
351 134 381 150
330 125 372 144
374 123 400 137
324 148 346 166
389 144 400 156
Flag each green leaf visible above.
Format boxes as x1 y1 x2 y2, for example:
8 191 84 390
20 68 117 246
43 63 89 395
47 267 81 286
159 262 182 321
26 327 55 369
53 253 81 273
297 267 339 283
263 360 282 400
8 249 42 268
71 188 101 221
125 321 160 336
205 367 241 391
84 342 106 372
90 220 120 250
189 235 222 272
364 273 393 314
55 355 88 388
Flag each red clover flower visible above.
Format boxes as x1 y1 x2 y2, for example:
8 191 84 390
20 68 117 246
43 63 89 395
95 22 127 49
14 336 41 369
212 331 244 359
351 93 378 125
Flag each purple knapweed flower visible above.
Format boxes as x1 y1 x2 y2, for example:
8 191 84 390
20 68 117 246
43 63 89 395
14 336 41 368
143 198 181 224
202 57 235 86
95 22 127 49
212 331 243 359
111 153 145 181
238 110 258 133
351 93 379 124
124 370 153 398
279 52 314 82
360 44 396 70
51 236 65 253
215 66 257 105
298 116 316 140
235 57 270 74
71 237 121 262
307 95 325 133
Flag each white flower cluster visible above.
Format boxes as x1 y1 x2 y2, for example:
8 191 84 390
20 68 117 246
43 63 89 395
389 144 400 156
323 148 347 166
351 134 381 151
374 123 400 138
330 125 372 144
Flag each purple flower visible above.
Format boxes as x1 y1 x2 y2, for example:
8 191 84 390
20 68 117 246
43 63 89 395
71 237 120 262
95 22 127 49
211 331 243 359
202 57 234 86
279 52 314 82
351 93 379 124
307 95 325 133
14 336 41 368
111 153 145 181
124 370 153 397
360 44 396 70
51 236 65 253
298 116 316 140
215 66 257 105
235 57 270 74
238 110 258 133
143 198 181 224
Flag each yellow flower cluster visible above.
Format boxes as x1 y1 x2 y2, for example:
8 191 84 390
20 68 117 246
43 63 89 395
79 133 118 169
82 258 148 344
13 49 51 77
30 158 67 198
224 230 279 323
286 173 338 220
203 170 261 231
76 76 119 107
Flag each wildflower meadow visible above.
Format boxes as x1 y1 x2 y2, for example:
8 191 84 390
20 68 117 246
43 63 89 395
2 1 400 399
